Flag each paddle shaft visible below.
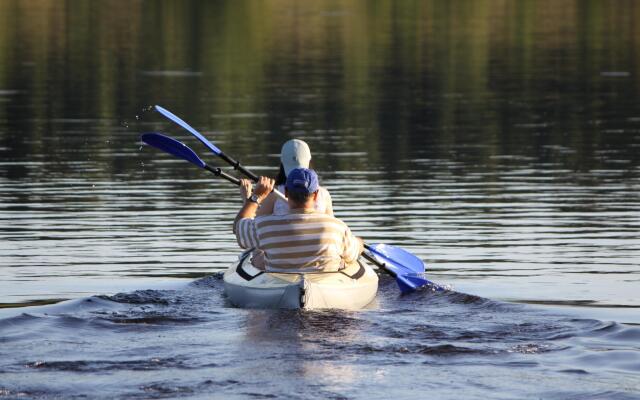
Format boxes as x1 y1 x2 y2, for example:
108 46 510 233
204 163 289 204
362 244 391 273
209 150 287 200
361 251 397 277
203 164 240 186
204 147 286 200
205 148 288 199
217 152 259 182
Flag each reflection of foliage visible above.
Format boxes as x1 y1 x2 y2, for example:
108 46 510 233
0 0 639 180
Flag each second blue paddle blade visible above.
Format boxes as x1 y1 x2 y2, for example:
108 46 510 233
141 132 207 169
154 105 223 155
368 243 426 274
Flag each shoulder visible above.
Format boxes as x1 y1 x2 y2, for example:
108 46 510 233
317 186 333 208
315 186 333 215
315 186 333 209
318 186 332 198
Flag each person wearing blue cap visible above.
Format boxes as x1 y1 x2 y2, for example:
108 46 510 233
234 168 363 274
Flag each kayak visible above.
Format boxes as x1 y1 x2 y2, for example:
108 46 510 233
223 251 379 310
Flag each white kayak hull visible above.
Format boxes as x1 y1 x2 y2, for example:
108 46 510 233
223 252 379 310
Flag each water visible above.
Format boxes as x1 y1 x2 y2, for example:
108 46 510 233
1 283 639 399
1 0 639 398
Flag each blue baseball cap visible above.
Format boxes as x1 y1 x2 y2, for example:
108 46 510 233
285 168 319 194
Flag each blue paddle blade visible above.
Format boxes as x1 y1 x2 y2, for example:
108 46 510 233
370 251 430 287
141 132 206 169
154 105 222 155
396 271 443 293
367 243 425 274
396 273 431 293
366 244 444 292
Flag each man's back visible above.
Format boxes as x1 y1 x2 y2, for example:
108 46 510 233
236 211 361 273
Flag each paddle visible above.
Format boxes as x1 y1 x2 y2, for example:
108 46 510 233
363 245 445 292
154 105 287 202
365 243 425 274
140 132 241 186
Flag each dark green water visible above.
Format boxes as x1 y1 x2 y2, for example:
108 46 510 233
0 1 639 398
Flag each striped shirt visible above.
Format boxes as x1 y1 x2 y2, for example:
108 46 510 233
235 210 362 273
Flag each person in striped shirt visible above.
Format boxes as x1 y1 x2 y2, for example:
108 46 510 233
234 168 363 273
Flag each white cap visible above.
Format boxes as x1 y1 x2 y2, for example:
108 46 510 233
281 139 311 175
